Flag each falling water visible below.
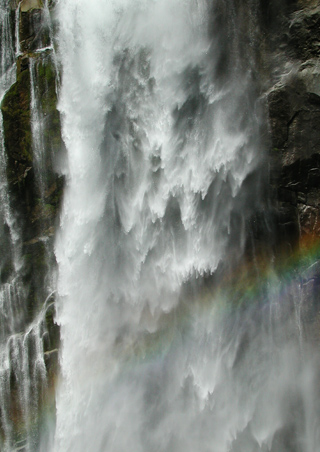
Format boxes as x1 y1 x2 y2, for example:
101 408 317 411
30 57 46 195
15 2 21 57
51 0 320 451
0 0 319 450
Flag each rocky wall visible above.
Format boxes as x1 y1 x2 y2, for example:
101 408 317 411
0 0 62 446
265 1 320 342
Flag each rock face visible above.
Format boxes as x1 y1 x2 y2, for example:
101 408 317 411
0 1 62 447
267 5 320 242
2 67 32 191
2 8 63 293
288 5 320 60
265 2 320 340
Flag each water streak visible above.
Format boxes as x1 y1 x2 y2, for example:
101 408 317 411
30 57 46 195
15 2 22 57
0 2 57 450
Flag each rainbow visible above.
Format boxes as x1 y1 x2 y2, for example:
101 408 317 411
109 232 320 369
29 234 320 445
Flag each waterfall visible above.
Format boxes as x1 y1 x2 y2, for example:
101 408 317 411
0 0 319 451
52 0 320 451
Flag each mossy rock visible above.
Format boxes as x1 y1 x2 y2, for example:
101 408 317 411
27 55 64 191
36 55 63 154
20 8 50 53
45 177 64 208
1 68 37 229
0 223 14 284
22 241 50 322
1 67 38 241
1 67 32 169
2 52 64 243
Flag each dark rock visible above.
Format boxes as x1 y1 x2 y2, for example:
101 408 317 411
288 5 320 60
268 84 294 149
1 50 64 244
278 187 297 204
1 66 34 216
267 70 320 165
44 303 60 353
44 348 58 375
1 67 32 166
298 204 320 237
20 8 50 54
267 10 320 251
286 108 320 165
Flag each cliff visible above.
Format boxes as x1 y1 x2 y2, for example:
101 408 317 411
0 1 62 448
1 0 320 449
265 1 320 341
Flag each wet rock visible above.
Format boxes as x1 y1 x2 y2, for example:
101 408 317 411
21 0 43 13
298 58 320 95
301 260 320 282
1 51 63 244
267 24 320 249
44 303 60 352
20 7 49 53
288 5 320 60
44 348 58 372
1 65 33 200
9 0 19 9
298 204 320 236
268 68 320 166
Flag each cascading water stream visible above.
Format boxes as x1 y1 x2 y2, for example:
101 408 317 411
30 57 46 196
51 1 320 451
0 0 318 451
15 2 21 58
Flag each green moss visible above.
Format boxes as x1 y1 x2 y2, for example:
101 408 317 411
1 53 63 192
43 203 56 218
1 68 32 167
23 253 32 264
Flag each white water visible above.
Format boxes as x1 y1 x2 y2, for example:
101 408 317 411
51 1 320 452
55 0 259 327
0 0 318 451
30 57 46 195
15 2 21 57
